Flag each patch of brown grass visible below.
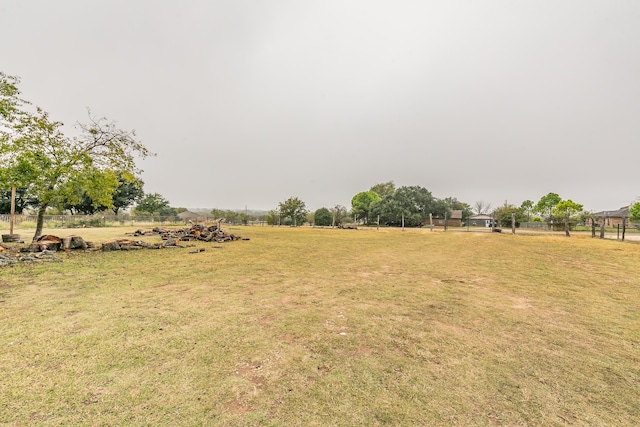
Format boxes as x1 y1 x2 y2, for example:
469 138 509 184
1 226 639 425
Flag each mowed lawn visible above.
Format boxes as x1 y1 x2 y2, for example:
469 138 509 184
1 226 639 426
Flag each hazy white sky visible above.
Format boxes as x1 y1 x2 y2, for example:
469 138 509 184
2 0 639 212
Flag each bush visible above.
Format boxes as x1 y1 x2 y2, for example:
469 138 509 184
314 208 333 226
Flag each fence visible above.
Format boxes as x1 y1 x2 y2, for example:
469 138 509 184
0 214 189 228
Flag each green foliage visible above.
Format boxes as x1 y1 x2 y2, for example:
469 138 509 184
553 200 584 219
210 208 226 219
135 193 171 215
0 187 38 214
493 204 526 227
265 209 280 225
60 169 119 215
534 193 561 219
0 71 25 123
279 196 308 226
369 181 396 198
111 174 144 215
210 208 251 224
351 191 382 224
0 73 152 240
520 200 534 221
331 205 350 226
372 185 435 226
630 202 640 222
314 207 333 226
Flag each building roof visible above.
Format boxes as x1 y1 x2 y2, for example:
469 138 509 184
178 211 201 220
592 206 630 218
450 210 463 220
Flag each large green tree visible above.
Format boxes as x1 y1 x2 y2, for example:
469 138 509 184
373 186 436 227
2 73 152 239
279 196 308 226
1 108 152 240
351 191 381 224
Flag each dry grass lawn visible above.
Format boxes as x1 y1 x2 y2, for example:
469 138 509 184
1 226 639 426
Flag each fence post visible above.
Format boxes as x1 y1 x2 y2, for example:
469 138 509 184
511 213 516 234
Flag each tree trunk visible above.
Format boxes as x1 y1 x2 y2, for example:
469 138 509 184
599 216 605 239
564 215 570 237
591 218 596 238
33 204 47 242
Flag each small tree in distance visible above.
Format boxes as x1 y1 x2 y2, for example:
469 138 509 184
331 205 350 227
520 200 534 222
135 193 171 217
278 196 308 226
553 199 583 237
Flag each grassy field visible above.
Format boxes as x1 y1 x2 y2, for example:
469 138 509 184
1 226 639 426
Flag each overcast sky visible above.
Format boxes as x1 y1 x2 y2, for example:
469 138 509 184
2 0 639 212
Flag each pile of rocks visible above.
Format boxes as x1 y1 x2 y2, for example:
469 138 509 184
101 237 187 251
0 221 249 266
0 248 62 266
130 223 249 243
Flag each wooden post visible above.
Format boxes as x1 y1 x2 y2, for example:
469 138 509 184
9 186 16 235
377 215 379 231
565 215 570 237
591 217 596 238
429 213 433 232
402 214 405 231
599 216 605 239
512 213 516 234
622 218 626 242
444 211 448 231
617 224 620 239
